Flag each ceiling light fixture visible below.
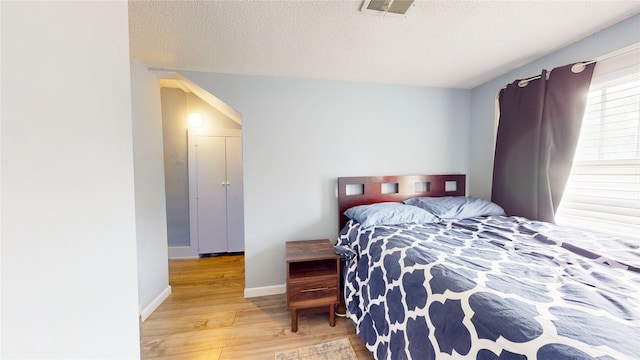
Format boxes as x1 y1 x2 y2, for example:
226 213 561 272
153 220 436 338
361 0 415 15
188 112 204 128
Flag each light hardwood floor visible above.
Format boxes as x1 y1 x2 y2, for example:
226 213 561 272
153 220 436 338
140 254 374 359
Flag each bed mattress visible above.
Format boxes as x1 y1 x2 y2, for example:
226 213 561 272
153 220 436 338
336 215 640 359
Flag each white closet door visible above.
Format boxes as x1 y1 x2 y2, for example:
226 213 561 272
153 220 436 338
195 136 228 254
225 136 244 252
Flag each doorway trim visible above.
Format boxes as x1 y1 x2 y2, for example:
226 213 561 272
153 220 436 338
152 70 241 125
152 70 243 259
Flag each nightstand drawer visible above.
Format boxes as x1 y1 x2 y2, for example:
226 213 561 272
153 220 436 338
288 276 338 306
285 239 340 332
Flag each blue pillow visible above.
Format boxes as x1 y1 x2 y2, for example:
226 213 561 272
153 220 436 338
344 202 441 228
403 196 505 220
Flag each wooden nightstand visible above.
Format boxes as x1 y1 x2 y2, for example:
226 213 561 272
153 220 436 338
286 239 340 332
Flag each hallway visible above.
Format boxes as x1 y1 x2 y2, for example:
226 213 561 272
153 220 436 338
140 255 372 359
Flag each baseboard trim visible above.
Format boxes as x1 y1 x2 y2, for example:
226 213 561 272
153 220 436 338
168 255 200 260
168 245 198 259
140 285 172 322
244 284 286 298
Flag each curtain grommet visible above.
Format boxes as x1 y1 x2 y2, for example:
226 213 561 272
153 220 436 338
572 63 586 73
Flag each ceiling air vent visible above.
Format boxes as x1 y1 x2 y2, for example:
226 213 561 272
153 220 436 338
361 0 415 15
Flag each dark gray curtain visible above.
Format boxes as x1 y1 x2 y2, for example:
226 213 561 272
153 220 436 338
491 62 595 223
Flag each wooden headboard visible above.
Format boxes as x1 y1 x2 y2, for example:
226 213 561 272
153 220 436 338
337 174 466 229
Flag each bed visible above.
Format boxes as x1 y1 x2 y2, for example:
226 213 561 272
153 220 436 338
335 174 640 360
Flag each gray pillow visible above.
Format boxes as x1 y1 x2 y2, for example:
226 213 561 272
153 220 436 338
403 196 505 220
344 202 441 228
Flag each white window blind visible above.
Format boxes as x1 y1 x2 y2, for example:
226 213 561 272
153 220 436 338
556 50 640 241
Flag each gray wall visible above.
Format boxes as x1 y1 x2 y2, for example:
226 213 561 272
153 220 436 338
131 60 171 320
177 73 471 290
153 10 639 297
161 89 191 247
468 14 640 200
160 88 240 247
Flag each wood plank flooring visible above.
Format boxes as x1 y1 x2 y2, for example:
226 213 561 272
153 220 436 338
140 255 374 359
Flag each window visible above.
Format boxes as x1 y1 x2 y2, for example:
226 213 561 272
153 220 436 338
556 50 640 241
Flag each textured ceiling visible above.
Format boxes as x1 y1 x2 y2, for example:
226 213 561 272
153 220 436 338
129 1 640 89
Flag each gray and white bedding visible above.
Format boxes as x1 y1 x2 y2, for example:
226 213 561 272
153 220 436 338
336 214 640 359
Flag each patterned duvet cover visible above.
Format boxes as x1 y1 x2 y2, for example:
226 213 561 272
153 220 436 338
335 216 640 360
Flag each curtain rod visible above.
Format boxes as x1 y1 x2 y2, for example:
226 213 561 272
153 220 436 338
515 43 640 87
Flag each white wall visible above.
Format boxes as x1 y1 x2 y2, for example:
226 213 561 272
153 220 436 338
130 60 171 321
1 2 140 358
468 14 640 200
180 72 471 291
